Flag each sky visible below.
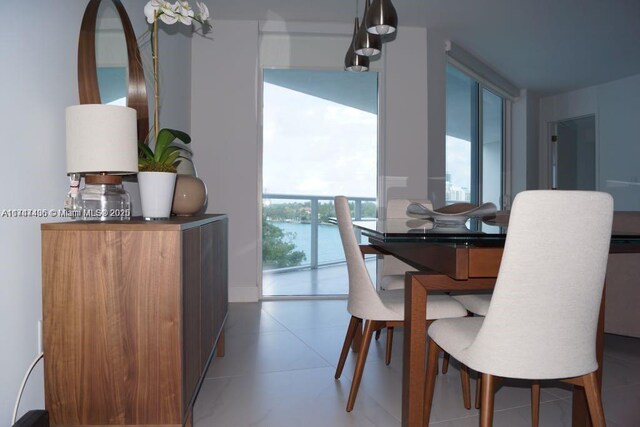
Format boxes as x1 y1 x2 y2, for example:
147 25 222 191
262 80 474 201
262 82 378 199
446 135 471 190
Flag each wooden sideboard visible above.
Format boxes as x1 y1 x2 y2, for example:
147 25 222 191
41 215 228 427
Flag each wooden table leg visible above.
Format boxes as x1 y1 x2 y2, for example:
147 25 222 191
402 272 428 427
572 285 606 427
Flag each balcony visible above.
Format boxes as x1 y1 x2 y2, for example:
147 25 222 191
262 193 376 297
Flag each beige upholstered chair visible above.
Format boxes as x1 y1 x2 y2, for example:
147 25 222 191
379 198 433 289
376 199 432 360
333 196 468 412
424 190 614 426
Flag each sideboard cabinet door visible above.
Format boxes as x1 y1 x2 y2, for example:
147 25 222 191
41 215 228 427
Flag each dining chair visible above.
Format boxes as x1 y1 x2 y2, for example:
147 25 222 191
382 198 480 409
424 190 614 427
376 199 431 361
379 199 433 291
444 203 494 378
333 196 469 412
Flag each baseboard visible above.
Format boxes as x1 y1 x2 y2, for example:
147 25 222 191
229 285 259 302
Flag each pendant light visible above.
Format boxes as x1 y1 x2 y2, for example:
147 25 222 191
354 0 381 56
365 0 398 35
345 16 369 71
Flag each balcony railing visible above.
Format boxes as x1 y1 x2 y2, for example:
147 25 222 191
262 193 376 272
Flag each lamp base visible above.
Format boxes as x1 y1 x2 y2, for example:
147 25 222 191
80 174 131 221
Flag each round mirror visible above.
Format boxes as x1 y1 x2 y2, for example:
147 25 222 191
95 2 128 106
78 0 149 143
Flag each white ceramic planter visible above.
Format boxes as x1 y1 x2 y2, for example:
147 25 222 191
138 171 177 220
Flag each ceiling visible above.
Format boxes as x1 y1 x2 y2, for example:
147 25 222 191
264 69 379 114
209 0 640 95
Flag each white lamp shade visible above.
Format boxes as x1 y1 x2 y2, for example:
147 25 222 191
66 104 139 174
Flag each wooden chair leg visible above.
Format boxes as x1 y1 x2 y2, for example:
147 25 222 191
442 352 450 374
375 329 381 341
479 373 495 427
335 316 360 379
475 375 482 409
346 319 376 412
423 339 441 426
460 364 471 410
425 320 439 376
582 372 606 427
385 327 394 365
531 380 540 427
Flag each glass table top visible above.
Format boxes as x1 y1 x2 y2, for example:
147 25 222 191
353 218 507 244
353 213 640 246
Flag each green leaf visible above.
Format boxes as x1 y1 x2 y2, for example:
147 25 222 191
164 150 181 167
154 128 191 162
159 146 181 163
138 142 154 160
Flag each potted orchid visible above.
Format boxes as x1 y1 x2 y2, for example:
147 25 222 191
138 1 210 219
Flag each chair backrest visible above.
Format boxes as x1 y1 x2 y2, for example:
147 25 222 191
382 199 432 277
335 196 399 320
465 190 614 379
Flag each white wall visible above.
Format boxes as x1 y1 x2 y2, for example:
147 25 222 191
191 20 260 302
191 22 431 301
539 73 640 210
511 90 540 201
425 29 448 207
0 3 82 421
0 1 192 423
383 27 430 204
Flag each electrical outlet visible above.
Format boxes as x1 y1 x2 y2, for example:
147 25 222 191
37 320 43 354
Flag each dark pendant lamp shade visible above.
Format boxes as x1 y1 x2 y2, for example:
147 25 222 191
354 0 381 56
365 0 398 35
345 18 370 72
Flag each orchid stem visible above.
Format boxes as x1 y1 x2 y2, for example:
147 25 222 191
153 19 159 144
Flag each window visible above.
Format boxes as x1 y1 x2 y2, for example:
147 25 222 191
446 64 504 207
261 69 379 297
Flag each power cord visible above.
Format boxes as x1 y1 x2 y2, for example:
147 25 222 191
12 352 44 425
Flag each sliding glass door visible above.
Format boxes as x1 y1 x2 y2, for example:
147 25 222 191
261 69 379 297
445 64 504 207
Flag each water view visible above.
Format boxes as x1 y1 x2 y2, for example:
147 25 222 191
267 222 345 269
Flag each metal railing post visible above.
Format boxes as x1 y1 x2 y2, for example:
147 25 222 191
310 197 318 269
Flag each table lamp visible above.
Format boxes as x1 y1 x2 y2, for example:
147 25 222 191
65 104 138 221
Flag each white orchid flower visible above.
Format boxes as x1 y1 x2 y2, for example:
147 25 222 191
196 1 210 22
175 1 195 25
157 1 178 24
144 0 161 24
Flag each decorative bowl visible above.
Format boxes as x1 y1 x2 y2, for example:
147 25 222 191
406 202 497 225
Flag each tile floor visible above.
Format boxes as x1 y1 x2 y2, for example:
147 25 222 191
194 300 640 426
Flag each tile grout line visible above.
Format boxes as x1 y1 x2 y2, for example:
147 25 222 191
258 303 405 424
259 307 343 369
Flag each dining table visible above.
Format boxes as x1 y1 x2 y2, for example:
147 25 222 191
352 213 640 427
